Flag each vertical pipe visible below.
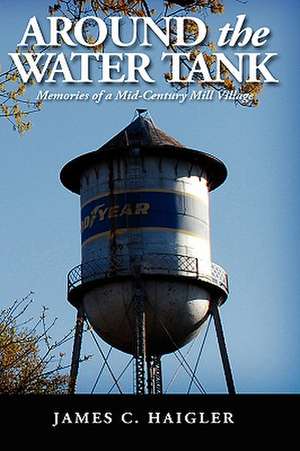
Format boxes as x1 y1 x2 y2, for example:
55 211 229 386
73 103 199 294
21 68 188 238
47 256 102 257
68 304 84 394
211 302 236 394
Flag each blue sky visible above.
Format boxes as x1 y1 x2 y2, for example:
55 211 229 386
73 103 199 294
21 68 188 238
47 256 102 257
0 0 299 393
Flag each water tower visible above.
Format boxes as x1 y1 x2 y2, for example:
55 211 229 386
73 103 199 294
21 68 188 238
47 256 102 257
60 110 235 394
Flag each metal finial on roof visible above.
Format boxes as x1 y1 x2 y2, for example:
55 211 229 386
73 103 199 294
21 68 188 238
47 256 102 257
132 108 151 122
136 108 148 116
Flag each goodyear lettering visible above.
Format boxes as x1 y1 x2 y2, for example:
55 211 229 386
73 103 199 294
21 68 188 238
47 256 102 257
80 190 206 245
81 202 150 231
135 203 150 215
120 204 133 216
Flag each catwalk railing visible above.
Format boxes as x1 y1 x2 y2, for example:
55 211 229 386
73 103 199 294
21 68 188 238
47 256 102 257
67 253 229 297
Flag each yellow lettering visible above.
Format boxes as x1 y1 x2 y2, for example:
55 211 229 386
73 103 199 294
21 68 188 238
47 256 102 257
98 206 108 221
81 216 90 230
83 200 151 229
89 206 100 228
135 203 150 215
84 216 90 228
108 205 120 219
120 203 133 216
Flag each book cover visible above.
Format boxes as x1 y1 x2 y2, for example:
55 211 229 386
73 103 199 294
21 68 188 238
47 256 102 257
0 0 298 432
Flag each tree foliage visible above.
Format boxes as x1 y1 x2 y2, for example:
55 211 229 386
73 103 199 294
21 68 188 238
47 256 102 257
0 293 85 394
0 62 43 133
0 0 262 133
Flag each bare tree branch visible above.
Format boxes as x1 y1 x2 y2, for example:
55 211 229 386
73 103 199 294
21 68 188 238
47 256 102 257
0 294 90 394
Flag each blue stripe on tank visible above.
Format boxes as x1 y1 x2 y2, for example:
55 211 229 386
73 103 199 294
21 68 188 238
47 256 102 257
81 191 207 244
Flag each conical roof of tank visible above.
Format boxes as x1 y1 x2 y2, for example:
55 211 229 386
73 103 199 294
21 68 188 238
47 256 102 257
60 110 227 194
100 113 183 150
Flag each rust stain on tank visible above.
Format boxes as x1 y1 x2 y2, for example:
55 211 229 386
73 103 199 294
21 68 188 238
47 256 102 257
108 158 118 273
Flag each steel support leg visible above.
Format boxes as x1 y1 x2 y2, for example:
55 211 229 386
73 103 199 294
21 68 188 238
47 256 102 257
68 305 84 394
211 302 236 394
147 355 163 394
134 288 147 395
